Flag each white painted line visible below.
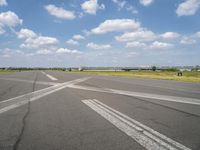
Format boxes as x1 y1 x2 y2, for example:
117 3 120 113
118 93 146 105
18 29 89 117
0 77 90 114
46 74 58 81
0 77 59 86
0 100 27 114
82 99 191 150
68 84 200 106
41 71 58 81
96 77 200 94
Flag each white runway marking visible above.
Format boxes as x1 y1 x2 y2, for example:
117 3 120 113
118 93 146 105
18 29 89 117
82 99 191 150
68 84 200 105
0 77 59 86
0 77 90 114
41 71 58 81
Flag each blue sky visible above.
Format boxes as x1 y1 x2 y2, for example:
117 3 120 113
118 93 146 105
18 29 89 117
0 0 200 67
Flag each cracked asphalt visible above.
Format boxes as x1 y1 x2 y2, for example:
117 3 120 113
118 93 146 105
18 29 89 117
0 71 200 150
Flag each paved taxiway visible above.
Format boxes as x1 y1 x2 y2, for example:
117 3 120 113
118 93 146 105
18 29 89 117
0 71 200 150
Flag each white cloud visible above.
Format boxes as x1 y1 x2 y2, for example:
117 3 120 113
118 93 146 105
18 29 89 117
17 28 37 39
180 36 196 44
0 48 26 58
139 0 154 6
176 0 200 16
195 31 200 37
72 34 85 40
115 30 156 42
56 48 81 54
20 36 58 49
81 0 105 15
0 0 7 6
150 41 173 49
45 4 75 20
66 34 85 46
0 11 22 27
66 39 79 45
126 41 146 48
87 42 112 50
0 11 22 34
160 32 180 39
91 19 140 34
35 47 82 55
17 28 58 49
0 48 12 58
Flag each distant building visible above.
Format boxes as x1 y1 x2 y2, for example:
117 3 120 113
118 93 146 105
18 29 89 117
79 66 84 71
180 69 192 72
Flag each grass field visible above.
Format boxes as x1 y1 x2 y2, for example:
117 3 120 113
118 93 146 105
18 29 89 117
0 70 16 74
70 70 200 83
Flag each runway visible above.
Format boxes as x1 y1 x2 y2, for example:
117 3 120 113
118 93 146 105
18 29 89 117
0 71 200 150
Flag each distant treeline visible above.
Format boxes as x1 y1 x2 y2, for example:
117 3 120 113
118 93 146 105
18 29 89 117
0 67 66 71
0 66 199 72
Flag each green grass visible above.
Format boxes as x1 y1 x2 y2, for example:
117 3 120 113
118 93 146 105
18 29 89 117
0 70 16 74
70 70 200 83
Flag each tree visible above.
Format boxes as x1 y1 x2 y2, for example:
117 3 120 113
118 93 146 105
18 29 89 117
152 66 156 71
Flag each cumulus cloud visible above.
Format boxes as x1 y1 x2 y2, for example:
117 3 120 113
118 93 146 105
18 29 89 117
72 34 85 40
66 39 79 45
176 0 200 16
115 30 156 42
126 41 146 48
180 36 196 44
0 48 25 58
35 47 82 55
160 32 180 39
20 36 58 49
17 28 37 39
87 42 112 50
66 34 85 45
139 0 154 6
81 0 105 15
56 48 81 54
0 11 22 34
17 28 58 49
0 0 7 6
150 41 173 49
45 4 75 19
91 19 140 34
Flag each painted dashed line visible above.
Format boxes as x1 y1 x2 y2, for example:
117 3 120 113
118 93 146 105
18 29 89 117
0 77 59 86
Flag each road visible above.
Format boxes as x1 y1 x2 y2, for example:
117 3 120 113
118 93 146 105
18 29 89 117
0 71 200 150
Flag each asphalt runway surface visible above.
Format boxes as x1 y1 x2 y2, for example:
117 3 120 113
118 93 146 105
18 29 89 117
0 71 200 150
